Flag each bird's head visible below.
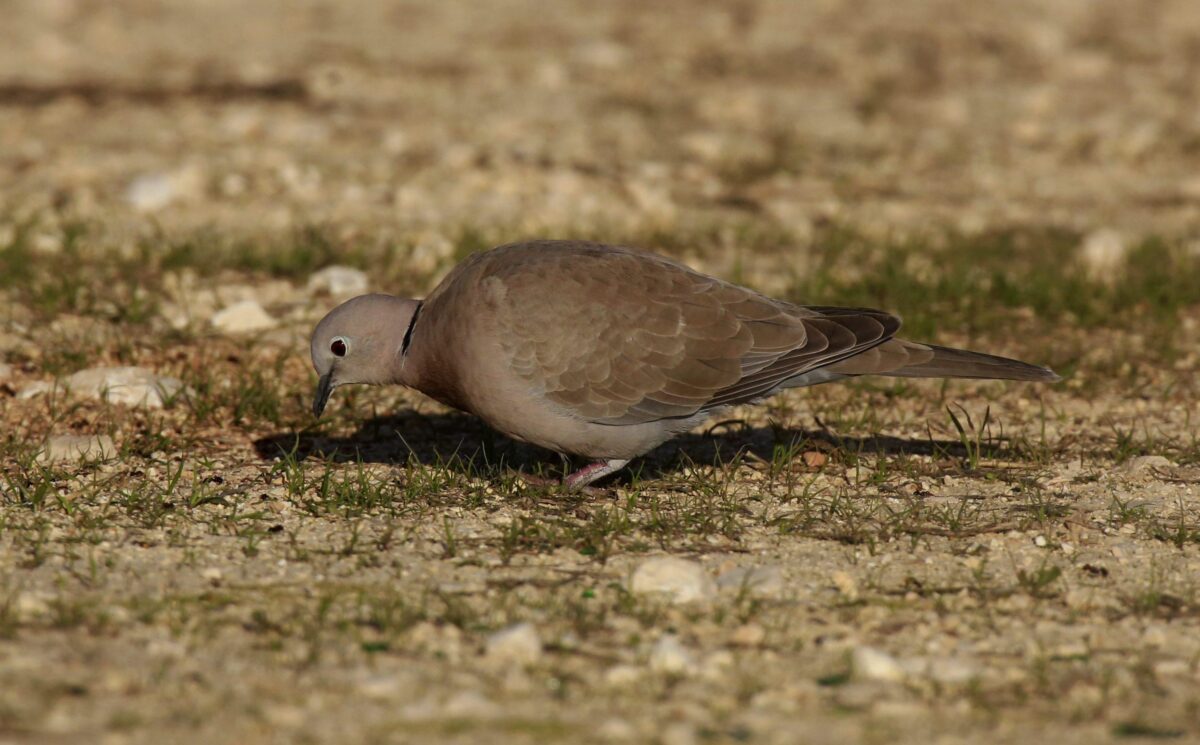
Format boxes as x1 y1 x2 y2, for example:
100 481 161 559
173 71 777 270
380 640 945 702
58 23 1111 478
310 293 421 417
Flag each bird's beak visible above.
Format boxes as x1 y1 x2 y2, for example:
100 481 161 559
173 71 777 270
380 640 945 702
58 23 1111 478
313 372 334 418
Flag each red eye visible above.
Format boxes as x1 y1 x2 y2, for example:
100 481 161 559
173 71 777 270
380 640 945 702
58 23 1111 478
330 339 347 357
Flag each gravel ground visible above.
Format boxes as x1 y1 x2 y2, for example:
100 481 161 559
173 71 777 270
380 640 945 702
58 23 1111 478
1 2 1199 744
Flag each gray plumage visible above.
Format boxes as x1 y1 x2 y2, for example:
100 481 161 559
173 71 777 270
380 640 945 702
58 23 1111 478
310 240 1059 487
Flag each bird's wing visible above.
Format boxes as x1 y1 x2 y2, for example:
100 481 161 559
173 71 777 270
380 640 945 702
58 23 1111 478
478 241 902 426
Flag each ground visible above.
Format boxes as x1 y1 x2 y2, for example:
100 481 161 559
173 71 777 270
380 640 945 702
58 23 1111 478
2 1 1200 743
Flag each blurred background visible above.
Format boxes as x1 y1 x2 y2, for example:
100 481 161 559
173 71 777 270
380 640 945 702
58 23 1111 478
3 0 1200 246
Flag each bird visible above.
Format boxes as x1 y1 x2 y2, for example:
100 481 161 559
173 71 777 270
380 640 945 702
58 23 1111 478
310 240 1059 488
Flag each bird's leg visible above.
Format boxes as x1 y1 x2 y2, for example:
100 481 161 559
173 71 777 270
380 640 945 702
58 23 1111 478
564 459 630 490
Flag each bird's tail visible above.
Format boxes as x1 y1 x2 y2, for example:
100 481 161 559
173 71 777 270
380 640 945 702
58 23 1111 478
827 340 1060 382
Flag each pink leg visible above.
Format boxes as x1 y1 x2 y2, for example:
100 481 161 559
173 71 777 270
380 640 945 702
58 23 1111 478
564 459 630 490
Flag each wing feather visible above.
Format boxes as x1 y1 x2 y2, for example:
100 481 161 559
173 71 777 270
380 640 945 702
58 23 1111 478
471 241 902 425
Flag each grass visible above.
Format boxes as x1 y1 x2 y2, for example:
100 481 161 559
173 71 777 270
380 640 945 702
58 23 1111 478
1 218 1198 742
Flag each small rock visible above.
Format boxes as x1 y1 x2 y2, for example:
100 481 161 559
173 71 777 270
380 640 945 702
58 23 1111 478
307 265 368 297
211 300 277 334
1034 535 1048 548
441 690 498 718
125 172 176 212
201 567 223 584
660 723 698 745
852 646 906 683
603 664 643 686
596 717 637 742
124 165 204 212
64 366 183 408
715 565 784 597
38 434 116 463
630 557 715 604
0 361 11 381
1122 455 1173 474
357 673 408 700
17 381 53 399
729 623 765 647
484 622 542 666
649 635 695 675
699 650 735 681
1153 659 1190 678
926 657 979 684
1079 228 1127 282
831 570 859 600
802 450 828 468
15 592 52 620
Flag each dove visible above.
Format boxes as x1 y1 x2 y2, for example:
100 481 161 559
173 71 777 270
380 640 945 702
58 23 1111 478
310 240 1058 488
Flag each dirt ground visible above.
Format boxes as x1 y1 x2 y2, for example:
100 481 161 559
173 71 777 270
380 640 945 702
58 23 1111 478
2 1 1200 743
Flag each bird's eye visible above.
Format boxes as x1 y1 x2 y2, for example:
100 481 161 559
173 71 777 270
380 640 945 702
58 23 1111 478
330 338 348 357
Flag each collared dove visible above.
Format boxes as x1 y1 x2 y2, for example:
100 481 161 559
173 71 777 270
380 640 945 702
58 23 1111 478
311 240 1058 487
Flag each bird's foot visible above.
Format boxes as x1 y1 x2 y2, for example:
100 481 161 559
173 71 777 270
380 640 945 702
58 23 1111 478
564 459 630 490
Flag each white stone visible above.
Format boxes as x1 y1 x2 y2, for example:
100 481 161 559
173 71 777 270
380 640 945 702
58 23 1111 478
0 361 11 380
729 623 766 647
1122 455 1173 474
124 165 204 212
484 622 542 665
852 646 906 683
831 570 859 600
926 657 980 684
66 366 183 408
1079 228 1127 281
660 723 698 745
596 717 637 742
17 381 52 399
125 172 176 212
307 265 368 297
603 664 643 686
630 557 716 604
440 690 498 718
715 565 784 597
38 434 116 463
211 300 277 334
649 635 695 675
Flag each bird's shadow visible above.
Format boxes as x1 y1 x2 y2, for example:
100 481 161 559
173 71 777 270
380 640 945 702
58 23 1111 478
253 410 1019 483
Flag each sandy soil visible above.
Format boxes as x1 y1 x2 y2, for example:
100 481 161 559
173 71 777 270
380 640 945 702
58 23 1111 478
1 2 1199 744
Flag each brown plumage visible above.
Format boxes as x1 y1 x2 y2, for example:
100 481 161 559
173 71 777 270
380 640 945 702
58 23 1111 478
310 240 1058 487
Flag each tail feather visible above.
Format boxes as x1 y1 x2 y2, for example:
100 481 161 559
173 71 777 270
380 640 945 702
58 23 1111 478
884 343 1060 382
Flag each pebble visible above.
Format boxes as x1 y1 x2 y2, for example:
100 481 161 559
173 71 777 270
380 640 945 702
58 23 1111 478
38 434 116 463
307 265 369 297
1122 455 1173 474
649 635 695 675
0 361 11 381
43 366 184 408
802 450 828 468
630 557 715 604
211 300 277 334
926 657 980 684
715 565 784 597
660 723 698 745
597 717 637 742
729 623 766 648
440 690 499 718
1079 228 1127 281
77 366 183 408
851 646 906 683
124 165 204 212
603 664 643 686
484 622 543 666
17 381 53 399
125 172 177 212
830 570 859 600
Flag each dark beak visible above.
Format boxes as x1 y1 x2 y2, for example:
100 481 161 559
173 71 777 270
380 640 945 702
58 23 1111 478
313 372 334 418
